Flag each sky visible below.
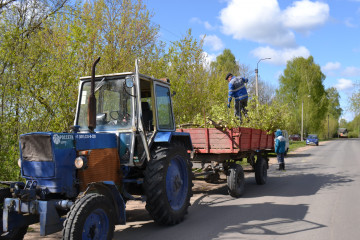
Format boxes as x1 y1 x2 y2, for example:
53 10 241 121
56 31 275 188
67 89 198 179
144 0 360 121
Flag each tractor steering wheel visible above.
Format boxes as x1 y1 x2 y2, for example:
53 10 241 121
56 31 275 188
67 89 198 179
109 111 130 126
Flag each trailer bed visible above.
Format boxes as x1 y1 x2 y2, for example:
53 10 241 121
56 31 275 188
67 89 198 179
177 127 274 154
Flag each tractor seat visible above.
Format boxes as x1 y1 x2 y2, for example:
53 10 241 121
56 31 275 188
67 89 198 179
141 102 153 131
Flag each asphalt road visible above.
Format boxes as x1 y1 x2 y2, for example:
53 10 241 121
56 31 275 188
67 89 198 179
24 138 360 239
113 138 360 240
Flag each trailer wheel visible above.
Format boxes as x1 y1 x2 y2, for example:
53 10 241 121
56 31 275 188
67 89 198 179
227 164 245 198
0 188 28 240
255 157 267 185
144 143 192 225
62 193 115 240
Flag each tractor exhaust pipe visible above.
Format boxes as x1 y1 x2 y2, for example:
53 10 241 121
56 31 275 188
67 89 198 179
88 57 101 132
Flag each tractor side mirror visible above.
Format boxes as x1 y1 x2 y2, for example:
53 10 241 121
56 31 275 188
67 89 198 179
125 76 134 88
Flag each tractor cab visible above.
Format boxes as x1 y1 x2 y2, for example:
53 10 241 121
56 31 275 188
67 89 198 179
74 62 175 167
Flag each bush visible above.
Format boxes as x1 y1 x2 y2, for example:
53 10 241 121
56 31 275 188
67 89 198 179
348 131 359 138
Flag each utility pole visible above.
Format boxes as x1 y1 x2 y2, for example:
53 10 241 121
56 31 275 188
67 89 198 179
255 58 271 98
328 114 330 139
301 100 304 141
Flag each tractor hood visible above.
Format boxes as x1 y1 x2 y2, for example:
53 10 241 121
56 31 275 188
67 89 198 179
19 132 117 196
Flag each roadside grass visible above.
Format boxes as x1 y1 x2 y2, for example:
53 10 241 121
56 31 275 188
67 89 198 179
289 140 307 152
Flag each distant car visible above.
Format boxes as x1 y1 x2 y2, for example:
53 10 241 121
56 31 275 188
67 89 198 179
338 128 348 138
306 134 319 146
289 134 301 141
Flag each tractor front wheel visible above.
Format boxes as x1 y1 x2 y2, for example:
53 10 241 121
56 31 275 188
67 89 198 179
144 143 192 225
62 193 115 240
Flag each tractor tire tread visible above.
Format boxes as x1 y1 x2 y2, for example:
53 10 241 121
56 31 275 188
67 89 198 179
62 193 115 240
144 142 192 225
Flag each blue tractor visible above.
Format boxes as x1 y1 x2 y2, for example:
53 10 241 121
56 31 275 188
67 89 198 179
0 58 193 239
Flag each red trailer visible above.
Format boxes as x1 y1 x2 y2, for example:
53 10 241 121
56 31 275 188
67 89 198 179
177 127 274 197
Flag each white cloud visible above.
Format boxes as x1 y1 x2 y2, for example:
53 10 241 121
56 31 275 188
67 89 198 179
201 34 224 51
191 17 216 30
344 18 357 28
219 0 329 47
219 0 296 47
322 62 341 72
204 21 215 30
251 46 310 65
334 78 354 91
342 66 360 77
282 0 329 33
202 52 217 69
205 52 217 63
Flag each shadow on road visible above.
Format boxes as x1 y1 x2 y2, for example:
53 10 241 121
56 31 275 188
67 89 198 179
190 199 326 237
243 171 354 198
114 199 326 239
286 153 311 158
113 163 354 239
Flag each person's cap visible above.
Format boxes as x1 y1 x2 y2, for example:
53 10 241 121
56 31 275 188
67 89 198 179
225 73 232 80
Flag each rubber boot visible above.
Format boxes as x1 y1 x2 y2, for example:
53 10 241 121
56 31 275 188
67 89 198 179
278 164 282 170
282 163 285 170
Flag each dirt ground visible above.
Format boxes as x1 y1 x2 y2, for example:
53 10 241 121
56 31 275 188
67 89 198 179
23 143 318 239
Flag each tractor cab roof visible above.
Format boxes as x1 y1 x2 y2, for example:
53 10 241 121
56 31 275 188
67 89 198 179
79 72 171 86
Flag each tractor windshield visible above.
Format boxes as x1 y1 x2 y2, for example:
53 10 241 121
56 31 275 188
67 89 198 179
77 78 133 131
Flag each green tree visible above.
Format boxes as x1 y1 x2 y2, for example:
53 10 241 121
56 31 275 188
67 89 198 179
164 29 207 125
347 114 360 138
208 49 239 106
350 82 360 116
0 0 162 180
277 56 328 135
319 87 342 138
0 0 69 180
326 87 342 119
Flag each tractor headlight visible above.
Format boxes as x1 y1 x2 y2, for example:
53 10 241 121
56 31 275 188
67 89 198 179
18 158 21 168
75 156 88 169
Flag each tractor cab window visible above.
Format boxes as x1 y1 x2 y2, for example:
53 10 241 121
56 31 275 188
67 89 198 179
155 85 174 130
77 78 133 131
140 79 154 132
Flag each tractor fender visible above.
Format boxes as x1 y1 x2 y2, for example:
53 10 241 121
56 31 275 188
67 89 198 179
81 181 126 225
153 131 193 151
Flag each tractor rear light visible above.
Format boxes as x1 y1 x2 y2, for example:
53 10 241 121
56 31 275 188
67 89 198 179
75 156 88 169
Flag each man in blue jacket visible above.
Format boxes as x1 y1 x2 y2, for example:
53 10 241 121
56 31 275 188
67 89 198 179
226 73 248 123
275 129 286 170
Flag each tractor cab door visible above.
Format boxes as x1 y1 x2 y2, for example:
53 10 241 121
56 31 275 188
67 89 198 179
154 83 175 132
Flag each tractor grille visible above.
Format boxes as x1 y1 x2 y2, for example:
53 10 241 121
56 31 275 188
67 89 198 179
78 148 122 191
20 134 53 162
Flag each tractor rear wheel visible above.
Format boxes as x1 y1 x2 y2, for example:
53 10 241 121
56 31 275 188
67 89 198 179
227 164 245 198
62 193 115 240
0 188 28 240
144 143 192 225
